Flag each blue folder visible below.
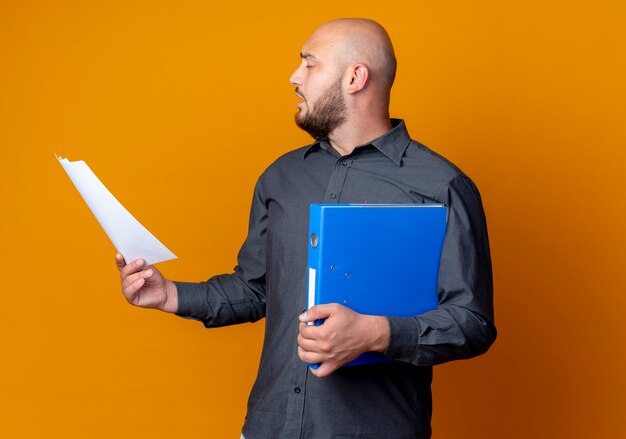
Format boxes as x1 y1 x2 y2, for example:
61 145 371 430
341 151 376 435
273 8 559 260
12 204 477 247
306 204 448 368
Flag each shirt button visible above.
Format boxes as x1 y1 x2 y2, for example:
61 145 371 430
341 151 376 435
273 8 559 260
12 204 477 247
330 193 336 199
341 161 347 166
294 387 301 394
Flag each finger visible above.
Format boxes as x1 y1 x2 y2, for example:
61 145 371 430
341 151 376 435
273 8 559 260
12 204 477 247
115 253 127 271
299 320 309 334
299 321 325 341
299 304 335 323
297 333 323 352
122 268 153 291
298 346 324 365
123 276 146 303
120 258 146 279
299 319 320 333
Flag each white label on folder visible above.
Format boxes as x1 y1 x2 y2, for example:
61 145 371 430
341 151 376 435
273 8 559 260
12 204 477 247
307 267 316 311
307 268 316 325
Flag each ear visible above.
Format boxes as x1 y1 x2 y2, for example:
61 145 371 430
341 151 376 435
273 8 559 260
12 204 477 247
345 64 369 94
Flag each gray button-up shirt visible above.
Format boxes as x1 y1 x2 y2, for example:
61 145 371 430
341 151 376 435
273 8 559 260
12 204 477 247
175 119 496 439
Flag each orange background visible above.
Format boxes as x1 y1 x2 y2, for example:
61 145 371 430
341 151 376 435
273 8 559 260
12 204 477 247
1 1 625 437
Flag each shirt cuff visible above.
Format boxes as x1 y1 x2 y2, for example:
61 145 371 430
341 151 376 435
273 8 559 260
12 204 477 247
384 316 421 361
174 281 208 320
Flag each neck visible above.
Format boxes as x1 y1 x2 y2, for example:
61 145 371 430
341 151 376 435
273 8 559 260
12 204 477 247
328 114 393 156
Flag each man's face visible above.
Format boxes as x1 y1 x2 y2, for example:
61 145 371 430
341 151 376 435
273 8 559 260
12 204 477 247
289 34 347 139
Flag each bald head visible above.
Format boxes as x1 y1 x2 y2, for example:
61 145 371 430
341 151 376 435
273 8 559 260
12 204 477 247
290 18 397 144
310 18 397 91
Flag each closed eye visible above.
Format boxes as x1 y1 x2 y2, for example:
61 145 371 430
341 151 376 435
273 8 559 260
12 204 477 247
300 51 319 69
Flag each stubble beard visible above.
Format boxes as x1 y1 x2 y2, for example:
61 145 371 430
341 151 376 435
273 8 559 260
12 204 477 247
295 78 347 140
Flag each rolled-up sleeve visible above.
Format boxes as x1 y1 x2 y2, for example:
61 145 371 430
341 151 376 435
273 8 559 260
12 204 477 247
174 178 268 327
385 174 497 365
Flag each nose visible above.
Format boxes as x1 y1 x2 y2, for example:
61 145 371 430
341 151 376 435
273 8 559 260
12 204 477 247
289 64 303 86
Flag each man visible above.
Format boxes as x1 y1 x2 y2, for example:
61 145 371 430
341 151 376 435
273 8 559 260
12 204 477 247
117 18 496 439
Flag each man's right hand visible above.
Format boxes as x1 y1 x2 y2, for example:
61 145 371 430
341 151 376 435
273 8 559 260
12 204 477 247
116 253 178 313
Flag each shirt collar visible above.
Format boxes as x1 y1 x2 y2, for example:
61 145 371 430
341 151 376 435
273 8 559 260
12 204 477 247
302 119 411 167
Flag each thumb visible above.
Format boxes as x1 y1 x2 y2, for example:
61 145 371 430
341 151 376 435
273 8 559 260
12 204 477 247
115 253 127 271
310 361 339 378
299 304 334 323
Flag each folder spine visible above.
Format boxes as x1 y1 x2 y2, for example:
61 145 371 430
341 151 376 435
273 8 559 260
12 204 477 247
306 204 324 370
307 204 321 309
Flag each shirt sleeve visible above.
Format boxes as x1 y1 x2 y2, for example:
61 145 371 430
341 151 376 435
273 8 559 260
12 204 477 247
174 178 267 327
384 174 497 365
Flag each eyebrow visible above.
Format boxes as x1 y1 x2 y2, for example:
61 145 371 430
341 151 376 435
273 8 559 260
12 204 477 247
300 51 318 60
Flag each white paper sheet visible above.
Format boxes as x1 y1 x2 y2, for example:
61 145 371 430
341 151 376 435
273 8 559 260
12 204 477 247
57 154 177 265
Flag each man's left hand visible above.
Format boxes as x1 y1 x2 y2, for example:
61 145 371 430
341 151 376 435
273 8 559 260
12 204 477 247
297 304 390 378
